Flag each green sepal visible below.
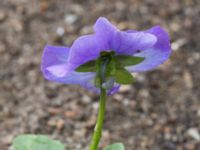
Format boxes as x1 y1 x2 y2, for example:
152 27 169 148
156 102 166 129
105 57 116 77
75 52 141 88
116 55 144 66
75 60 96 72
95 76 101 88
115 67 134 84
13 134 65 150
103 143 125 150
95 54 116 85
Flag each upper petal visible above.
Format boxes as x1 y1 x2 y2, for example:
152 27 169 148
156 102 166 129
113 31 157 55
94 17 118 40
127 26 171 72
94 17 157 55
66 18 119 73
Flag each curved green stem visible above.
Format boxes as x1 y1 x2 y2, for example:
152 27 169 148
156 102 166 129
89 87 107 150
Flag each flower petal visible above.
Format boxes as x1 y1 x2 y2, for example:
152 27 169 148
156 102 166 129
108 84 121 95
113 31 157 55
41 45 70 78
146 25 171 51
94 17 157 55
66 34 109 73
94 17 118 40
127 26 171 72
41 45 93 84
94 17 122 53
41 45 119 94
46 64 69 77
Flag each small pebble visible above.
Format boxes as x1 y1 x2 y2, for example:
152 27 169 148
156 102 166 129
119 85 132 93
65 14 77 25
82 95 91 104
56 27 65 36
187 128 200 141
56 119 65 130
0 11 6 22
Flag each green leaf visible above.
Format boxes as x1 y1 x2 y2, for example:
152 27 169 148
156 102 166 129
115 68 134 84
13 134 65 150
76 60 96 72
116 55 144 66
103 143 125 150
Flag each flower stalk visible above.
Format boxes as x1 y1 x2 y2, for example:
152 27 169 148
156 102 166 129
89 87 106 150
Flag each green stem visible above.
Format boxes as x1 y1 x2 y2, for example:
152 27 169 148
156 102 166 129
89 87 107 150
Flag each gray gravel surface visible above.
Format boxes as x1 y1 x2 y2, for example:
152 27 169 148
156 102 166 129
0 0 200 150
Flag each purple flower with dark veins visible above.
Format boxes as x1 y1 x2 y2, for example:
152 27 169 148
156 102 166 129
41 17 171 94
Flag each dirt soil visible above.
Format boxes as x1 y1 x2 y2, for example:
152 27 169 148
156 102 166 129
0 0 200 150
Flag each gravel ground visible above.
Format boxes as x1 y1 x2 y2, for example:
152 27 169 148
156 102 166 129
0 0 200 150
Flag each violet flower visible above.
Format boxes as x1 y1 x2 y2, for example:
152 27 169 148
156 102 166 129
41 17 171 94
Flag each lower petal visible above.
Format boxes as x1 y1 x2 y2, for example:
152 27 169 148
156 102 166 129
107 84 121 95
44 69 119 94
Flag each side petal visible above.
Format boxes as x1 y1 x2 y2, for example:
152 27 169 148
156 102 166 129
146 25 171 51
41 45 70 79
66 34 109 72
127 26 171 72
41 45 95 85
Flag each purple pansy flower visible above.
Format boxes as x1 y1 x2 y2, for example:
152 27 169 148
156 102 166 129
41 17 171 94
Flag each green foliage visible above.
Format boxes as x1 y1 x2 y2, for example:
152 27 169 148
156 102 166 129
103 143 125 150
76 54 144 73
76 60 96 72
116 55 144 66
115 67 134 84
13 135 65 150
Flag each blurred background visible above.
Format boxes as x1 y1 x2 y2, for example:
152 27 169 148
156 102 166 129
0 0 200 150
